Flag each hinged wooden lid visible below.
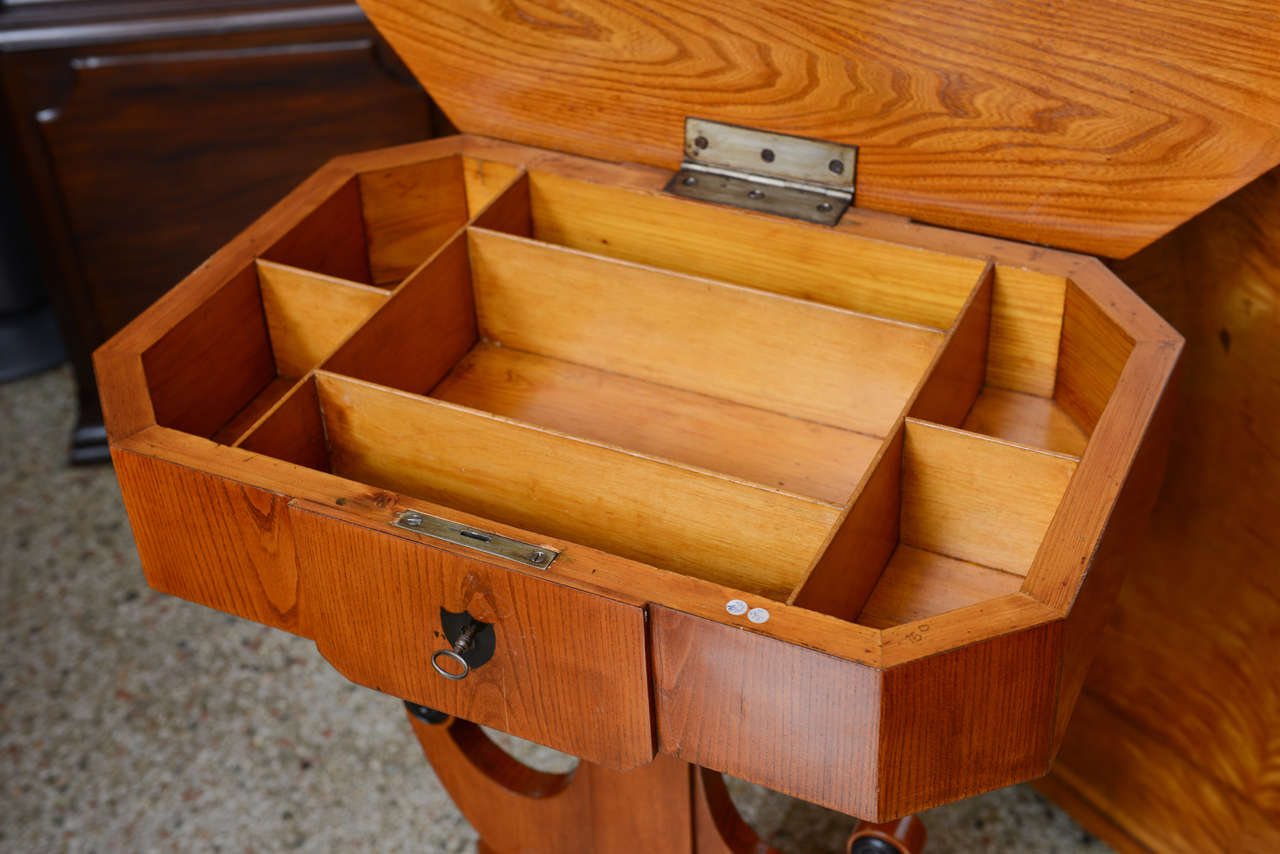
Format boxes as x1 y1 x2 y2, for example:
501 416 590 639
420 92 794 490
358 0 1280 257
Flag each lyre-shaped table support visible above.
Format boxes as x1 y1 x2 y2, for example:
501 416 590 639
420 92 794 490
406 706 926 854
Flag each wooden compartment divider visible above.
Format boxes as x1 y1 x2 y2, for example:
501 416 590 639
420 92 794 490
322 233 478 396
430 343 881 505
255 260 389 378
142 258 388 443
509 171 987 329
237 368 846 599
467 227 945 436
261 154 526 287
791 419 1079 626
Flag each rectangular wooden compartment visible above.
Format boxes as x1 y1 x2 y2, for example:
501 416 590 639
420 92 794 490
97 138 1181 821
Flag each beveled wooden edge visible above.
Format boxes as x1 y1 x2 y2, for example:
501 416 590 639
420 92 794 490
879 592 1062 669
1022 338 1183 611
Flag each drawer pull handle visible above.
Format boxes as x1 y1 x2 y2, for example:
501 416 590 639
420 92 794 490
432 622 479 680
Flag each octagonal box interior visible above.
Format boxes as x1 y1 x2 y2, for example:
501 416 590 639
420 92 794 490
96 135 1182 821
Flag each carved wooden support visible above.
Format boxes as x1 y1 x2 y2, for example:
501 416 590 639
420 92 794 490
406 708 896 854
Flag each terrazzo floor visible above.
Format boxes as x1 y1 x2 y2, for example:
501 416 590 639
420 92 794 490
2 365 1113 853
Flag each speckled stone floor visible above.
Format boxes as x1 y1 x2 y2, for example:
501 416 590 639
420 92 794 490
2 366 1113 854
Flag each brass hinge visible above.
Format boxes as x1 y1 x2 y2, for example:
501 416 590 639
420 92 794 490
664 118 857 226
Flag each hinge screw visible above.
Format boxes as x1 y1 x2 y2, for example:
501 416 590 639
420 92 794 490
530 550 548 565
402 511 423 527
828 159 845 175
747 189 765 200
817 201 833 213
682 175 698 187
694 135 709 150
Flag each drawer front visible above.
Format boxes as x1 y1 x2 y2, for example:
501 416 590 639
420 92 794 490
290 501 654 769
651 606 881 819
652 606 1061 821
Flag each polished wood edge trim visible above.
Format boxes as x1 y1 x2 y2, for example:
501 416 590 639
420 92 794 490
254 258 392 298
92 349 155 444
1022 338 1183 609
0 5 368 52
1033 775 1153 854
110 424 646 603
903 417 1082 464
286 495 650 615
1069 259 1183 345
325 135 472 173
879 592 1063 669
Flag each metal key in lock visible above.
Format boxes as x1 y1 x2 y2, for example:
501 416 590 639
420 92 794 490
432 608 495 680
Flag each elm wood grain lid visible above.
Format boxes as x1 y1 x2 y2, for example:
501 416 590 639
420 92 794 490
356 0 1280 259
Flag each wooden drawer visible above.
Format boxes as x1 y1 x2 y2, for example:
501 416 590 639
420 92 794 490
97 136 1181 819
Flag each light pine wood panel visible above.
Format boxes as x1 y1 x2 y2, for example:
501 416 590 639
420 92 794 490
140 263 275 439
262 176 371 284
315 373 840 598
1055 281 1135 433
461 156 525 214
652 607 883 820
962 386 1089 458
358 156 470 285
292 501 654 770
255 260 388 377
988 267 1068 397
112 448 306 637
524 171 982 329
432 343 879 504
900 420 1078 575
468 229 943 436
857 545 1024 629
909 263 991 426
236 376 329 471
322 233 476 396
789 427 901 619
358 0 1280 257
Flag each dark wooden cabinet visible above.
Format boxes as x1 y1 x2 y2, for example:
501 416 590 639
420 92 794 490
1 0 443 461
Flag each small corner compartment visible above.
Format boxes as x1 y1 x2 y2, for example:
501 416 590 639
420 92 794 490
138 257 389 444
913 262 1136 459
792 419 1079 628
260 153 524 287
